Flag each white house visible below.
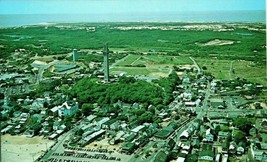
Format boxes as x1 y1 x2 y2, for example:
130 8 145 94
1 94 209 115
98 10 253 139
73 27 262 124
58 100 78 117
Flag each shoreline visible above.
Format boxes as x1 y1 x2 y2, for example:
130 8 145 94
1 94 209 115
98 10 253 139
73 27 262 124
0 21 266 29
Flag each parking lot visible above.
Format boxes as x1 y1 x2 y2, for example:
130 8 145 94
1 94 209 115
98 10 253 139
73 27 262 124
49 152 121 162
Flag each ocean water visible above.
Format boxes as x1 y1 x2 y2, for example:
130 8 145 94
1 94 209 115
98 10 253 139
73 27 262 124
0 10 265 27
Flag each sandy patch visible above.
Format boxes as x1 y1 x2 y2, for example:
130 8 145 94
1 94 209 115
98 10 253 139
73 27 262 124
197 39 234 46
85 137 121 151
1 134 55 162
176 72 184 76
31 60 48 65
150 72 168 77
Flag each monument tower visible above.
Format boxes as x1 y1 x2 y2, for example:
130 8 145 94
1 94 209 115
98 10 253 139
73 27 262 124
73 49 78 62
103 43 109 82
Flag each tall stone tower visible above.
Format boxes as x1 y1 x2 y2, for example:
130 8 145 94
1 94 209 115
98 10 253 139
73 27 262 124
103 43 109 82
73 49 78 62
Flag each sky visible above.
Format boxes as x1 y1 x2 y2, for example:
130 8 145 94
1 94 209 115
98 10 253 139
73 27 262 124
0 0 265 15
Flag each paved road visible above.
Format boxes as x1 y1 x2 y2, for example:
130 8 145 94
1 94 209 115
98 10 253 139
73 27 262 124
189 57 201 75
41 130 73 161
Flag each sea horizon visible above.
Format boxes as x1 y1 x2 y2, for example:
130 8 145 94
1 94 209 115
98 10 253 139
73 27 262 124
0 10 266 27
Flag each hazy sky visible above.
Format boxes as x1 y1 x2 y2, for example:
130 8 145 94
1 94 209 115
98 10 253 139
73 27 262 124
0 0 265 15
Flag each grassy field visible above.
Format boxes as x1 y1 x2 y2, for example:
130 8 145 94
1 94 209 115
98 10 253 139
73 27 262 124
111 54 192 76
112 54 266 86
116 55 192 66
195 57 267 86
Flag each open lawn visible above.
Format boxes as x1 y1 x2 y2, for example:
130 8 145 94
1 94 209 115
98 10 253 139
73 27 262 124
112 54 192 77
116 54 192 67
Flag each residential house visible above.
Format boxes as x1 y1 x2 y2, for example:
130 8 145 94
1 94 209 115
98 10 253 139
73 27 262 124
229 141 237 154
164 139 175 151
96 117 110 127
210 98 225 109
84 115 97 123
215 154 221 162
192 138 200 149
134 135 148 147
237 146 245 155
176 157 185 162
154 150 168 162
180 130 190 141
203 129 214 143
19 113 29 124
110 120 120 130
221 154 228 162
131 125 146 135
124 133 137 142
102 119 116 129
251 142 267 159
222 141 229 154
181 141 191 155
252 150 267 161
50 106 59 116
121 142 136 154
218 132 229 141
53 120 61 130
57 100 79 117
198 150 214 162
109 131 125 145
31 98 49 111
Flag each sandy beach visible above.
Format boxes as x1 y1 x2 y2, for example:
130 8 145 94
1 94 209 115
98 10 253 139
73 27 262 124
1 134 55 162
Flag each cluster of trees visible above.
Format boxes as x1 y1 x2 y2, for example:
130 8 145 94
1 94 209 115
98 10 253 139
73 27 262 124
26 116 42 134
70 76 164 106
153 71 181 105
71 71 182 109
233 117 255 133
36 79 61 94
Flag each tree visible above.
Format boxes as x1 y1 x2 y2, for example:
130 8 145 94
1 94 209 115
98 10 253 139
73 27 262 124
81 103 94 116
233 130 246 143
233 118 255 133
43 102 49 108
156 104 165 111
64 115 73 129
75 128 84 136
0 93 4 99
74 110 82 120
